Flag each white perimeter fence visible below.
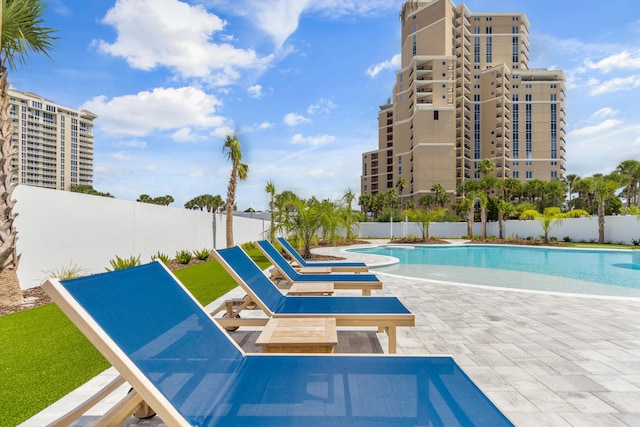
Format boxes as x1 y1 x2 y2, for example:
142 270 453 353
13 185 640 289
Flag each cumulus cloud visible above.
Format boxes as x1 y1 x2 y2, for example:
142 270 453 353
247 84 263 98
589 75 640 95
585 50 640 73
568 119 622 137
307 98 336 115
172 127 198 142
96 0 270 85
366 54 401 78
208 0 400 48
118 139 148 148
291 133 335 146
593 107 617 118
81 86 225 136
284 113 311 126
113 152 132 160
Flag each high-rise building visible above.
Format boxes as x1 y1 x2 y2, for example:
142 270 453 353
361 0 566 205
8 89 96 191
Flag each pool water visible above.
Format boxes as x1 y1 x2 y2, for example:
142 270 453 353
349 245 640 298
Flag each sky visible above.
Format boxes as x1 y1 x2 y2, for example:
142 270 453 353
9 0 640 210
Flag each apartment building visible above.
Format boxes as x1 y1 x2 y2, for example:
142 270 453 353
8 89 96 191
361 0 566 204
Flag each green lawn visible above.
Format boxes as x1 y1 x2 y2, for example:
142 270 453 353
0 248 270 427
564 242 638 250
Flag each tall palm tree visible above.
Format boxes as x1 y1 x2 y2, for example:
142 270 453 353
589 173 622 243
395 177 407 209
1 0 57 306
222 135 248 247
616 160 640 208
340 188 358 242
564 173 579 208
265 181 276 243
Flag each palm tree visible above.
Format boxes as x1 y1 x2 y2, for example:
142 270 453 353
222 135 248 247
340 188 358 242
564 173 579 208
1 0 57 306
520 207 589 244
265 181 276 243
589 173 622 243
395 177 407 209
404 207 445 240
616 160 640 208
430 183 450 208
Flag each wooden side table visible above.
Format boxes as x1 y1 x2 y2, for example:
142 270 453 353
288 282 334 295
255 318 338 353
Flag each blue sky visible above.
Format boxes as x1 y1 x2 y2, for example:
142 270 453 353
10 0 640 210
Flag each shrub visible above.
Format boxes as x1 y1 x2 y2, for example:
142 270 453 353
563 236 571 242
43 261 86 280
193 248 211 261
631 238 640 246
106 255 141 271
241 241 256 251
175 250 192 264
151 251 171 265
550 236 558 242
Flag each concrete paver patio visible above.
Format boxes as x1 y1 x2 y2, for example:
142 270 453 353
21 245 640 427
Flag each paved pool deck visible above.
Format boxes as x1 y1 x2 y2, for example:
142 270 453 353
20 243 640 426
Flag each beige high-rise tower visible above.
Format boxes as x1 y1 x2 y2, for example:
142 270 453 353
361 0 566 205
8 89 96 191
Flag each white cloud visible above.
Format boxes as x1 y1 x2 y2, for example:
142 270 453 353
259 121 275 129
96 0 270 86
113 152 132 160
585 50 640 73
208 0 400 48
81 87 226 136
593 107 617 119
589 75 640 95
366 54 401 78
291 133 335 146
284 113 311 126
307 98 336 115
247 84 263 98
118 139 148 148
568 119 621 137
172 127 198 142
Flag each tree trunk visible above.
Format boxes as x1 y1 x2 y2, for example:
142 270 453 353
225 166 237 248
598 200 605 244
0 268 22 307
0 65 21 303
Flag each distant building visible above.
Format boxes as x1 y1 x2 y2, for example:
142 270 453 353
8 88 96 191
361 0 566 204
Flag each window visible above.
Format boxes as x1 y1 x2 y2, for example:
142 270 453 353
551 171 558 179
434 111 439 120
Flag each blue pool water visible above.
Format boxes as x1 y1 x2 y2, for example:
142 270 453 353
349 245 640 298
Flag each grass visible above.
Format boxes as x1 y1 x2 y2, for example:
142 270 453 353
0 248 271 427
564 242 638 250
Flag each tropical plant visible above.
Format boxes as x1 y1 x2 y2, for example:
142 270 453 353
395 177 407 209
588 173 623 243
175 250 192 264
193 248 211 261
43 261 86 281
520 207 590 244
282 198 323 258
184 194 224 212
150 251 171 265
137 194 174 206
70 184 114 198
265 181 276 242
222 135 248 247
340 188 359 242
404 207 445 240
0 0 57 306
106 255 141 271
430 183 450 208
616 159 640 208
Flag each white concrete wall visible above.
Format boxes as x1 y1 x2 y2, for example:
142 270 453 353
13 185 268 289
358 215 640 243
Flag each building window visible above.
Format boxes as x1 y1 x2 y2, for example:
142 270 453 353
551 171 558 179
486 36 492 62
434 110 439 120
526 171 532 179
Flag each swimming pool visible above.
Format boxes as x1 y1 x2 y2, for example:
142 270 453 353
348 245 640 298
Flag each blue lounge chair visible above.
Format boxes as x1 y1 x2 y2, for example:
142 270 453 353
43 261 514 427
214 246 411 353
277 237 369 273
256 240 382 296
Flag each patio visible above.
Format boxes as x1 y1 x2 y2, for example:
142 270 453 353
20 246 640 427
